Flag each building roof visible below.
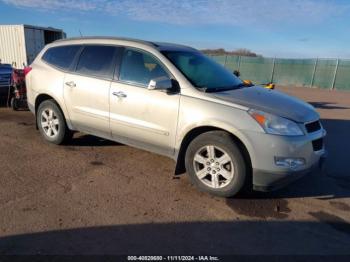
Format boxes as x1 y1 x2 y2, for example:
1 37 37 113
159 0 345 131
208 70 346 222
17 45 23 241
0 24 64 32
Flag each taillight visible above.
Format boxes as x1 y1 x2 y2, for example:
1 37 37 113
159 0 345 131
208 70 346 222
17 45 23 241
24 66 32 77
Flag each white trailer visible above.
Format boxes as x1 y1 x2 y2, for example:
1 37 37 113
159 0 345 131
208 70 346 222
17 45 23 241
0 24 66 68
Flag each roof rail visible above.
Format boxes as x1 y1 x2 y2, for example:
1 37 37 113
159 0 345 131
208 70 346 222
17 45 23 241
54 36 158 47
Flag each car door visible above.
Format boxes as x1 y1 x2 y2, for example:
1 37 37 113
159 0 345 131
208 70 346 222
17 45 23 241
64 45 118 139
110 47 180 156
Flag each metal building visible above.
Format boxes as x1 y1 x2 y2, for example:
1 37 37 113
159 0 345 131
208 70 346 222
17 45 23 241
0 24 66 68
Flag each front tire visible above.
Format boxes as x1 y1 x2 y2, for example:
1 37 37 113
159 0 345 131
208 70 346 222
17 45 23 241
37 100 73 145
185 131 247 197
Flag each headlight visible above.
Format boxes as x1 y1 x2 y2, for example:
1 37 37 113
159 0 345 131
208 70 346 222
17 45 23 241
248 109 304 136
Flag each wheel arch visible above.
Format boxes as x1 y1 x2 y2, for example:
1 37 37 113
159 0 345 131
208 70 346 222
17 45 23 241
174 126 253 179
34 93 73 130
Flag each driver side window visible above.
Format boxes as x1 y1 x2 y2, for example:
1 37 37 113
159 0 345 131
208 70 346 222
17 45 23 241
119 48 170 87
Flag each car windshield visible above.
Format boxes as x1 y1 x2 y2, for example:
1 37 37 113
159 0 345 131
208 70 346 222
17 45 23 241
162 51 243 92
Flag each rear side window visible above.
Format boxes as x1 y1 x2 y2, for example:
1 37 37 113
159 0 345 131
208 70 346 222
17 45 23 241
75 45 117 79
42 45 81 70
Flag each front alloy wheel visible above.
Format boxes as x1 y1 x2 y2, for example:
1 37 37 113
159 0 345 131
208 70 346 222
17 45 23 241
185 131 247 197
193 145 234 189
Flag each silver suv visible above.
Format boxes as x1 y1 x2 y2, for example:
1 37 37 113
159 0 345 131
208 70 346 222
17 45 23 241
26 37 326 197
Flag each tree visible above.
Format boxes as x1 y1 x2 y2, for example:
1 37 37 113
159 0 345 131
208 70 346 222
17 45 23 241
201 48 261 57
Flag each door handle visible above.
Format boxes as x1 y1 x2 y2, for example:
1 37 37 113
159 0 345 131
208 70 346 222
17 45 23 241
112 91 127 98
65 81 76 88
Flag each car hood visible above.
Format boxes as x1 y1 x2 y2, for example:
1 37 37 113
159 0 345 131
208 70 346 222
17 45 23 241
213 86 319 123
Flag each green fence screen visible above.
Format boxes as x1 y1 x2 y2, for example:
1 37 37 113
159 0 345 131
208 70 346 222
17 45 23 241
209 55 350 91
335 60 350 91
312 59 337 89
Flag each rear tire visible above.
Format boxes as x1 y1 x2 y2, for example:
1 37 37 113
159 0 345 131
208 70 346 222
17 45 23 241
37 100 73 145
185 131 247 197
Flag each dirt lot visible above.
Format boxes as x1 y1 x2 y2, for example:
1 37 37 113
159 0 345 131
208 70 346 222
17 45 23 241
0 86 350 255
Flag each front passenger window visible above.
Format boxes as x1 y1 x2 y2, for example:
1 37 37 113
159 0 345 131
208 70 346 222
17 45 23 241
119 49 169 86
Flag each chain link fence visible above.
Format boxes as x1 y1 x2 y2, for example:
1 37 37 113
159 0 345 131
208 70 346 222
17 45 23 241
209 55 350 91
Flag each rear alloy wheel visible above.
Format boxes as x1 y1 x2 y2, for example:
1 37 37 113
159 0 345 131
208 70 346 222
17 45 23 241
40 108 60 138
185 131 247 197
37 100 73 144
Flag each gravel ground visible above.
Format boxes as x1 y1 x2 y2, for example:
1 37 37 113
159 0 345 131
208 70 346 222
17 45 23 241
0 86 349 255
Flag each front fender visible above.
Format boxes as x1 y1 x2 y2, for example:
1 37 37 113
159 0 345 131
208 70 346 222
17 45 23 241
175 119 256 167
175 95 262 166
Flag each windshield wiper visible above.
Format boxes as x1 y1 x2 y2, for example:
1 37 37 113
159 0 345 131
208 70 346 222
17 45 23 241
197 83 246 93
205 84 245 93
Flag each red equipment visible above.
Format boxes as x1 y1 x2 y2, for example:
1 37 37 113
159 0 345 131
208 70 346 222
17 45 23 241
9 68 28 110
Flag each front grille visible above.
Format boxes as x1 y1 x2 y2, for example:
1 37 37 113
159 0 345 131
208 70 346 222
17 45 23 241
312 138 323 151
305 121 321 133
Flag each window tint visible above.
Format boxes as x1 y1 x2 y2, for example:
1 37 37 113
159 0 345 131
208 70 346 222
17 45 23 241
119 49 169 86
42 45 81 70
162 51 243 92
76 46 117 79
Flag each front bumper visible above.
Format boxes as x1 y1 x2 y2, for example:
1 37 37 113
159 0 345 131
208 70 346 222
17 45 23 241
253 152 326 192
242 125 327 192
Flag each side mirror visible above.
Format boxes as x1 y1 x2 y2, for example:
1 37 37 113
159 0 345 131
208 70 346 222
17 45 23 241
147 76 173 90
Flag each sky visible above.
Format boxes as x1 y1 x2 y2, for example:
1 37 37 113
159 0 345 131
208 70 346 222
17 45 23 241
0 0 349 58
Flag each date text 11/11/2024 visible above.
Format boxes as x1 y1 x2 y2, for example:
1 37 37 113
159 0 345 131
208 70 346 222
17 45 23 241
127 255 220 261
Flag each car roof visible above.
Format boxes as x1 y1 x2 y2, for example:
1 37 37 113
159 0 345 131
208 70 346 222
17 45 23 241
54 36 198 52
